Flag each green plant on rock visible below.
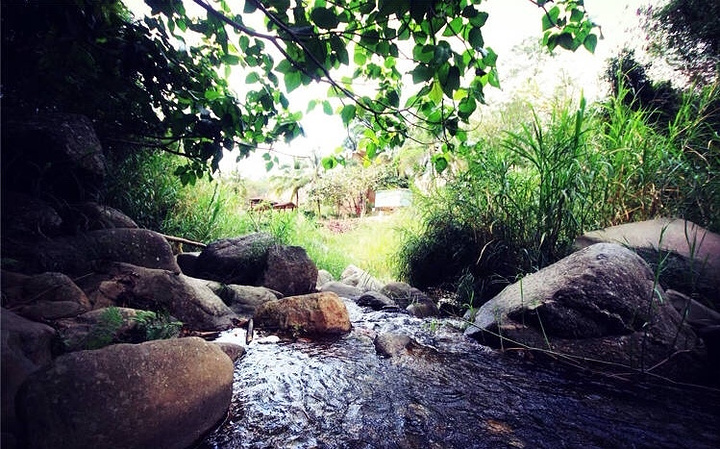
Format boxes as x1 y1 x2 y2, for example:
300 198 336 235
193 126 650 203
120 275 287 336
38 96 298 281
85 306 125 350
132 310 183 341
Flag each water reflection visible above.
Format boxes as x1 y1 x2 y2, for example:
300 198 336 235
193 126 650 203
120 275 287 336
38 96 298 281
201 300 720 449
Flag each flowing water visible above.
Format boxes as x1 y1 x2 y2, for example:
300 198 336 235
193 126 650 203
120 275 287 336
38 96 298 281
199 300 720 449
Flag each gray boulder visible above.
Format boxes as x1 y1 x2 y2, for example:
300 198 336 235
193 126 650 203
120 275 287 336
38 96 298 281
16 337 233 449
465 243 704 381
380 282 439 317
260 245 318 296
575 218 720 308
374 332 412 358
86 262 236 331
254 292 352 337
341 264 384 291
356 291 398 310
207 282 280 316
2 271 90 321
196 233 276 285
2 113 106 202
62 202 138 232
176 251 201 277
319 281 364 299
1 310 56 436
8 228 180 275
1 192 63 240
316 269 334 289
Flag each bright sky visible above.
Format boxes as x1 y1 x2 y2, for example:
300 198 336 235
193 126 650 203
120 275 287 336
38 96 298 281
123 0 661 179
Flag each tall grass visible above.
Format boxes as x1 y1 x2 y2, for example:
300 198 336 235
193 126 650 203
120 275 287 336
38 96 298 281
105 151 405 279
399 81 720 307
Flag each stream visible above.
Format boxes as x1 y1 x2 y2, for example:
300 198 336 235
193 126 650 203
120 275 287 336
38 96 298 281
199 300 720 449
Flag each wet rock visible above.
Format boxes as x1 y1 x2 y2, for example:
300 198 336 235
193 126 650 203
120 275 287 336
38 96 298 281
254 292 352 337
6 228 179 275
214 342 246 362
381 282 439 317
576 218 720 308
1 309 56 436
319 281 364 299
207 282 280 317
17 337 233 449
374 332 412 357
196 233 276 285
2 113 106 202
341 264 384 291
1 192 63 240
85 262 236 331
465 243 704 381
61 202 138 232
3 272 91 321
260 245 318 296
55 307 143 352
176 251 200 277
316 269 334 289
357 291 397 310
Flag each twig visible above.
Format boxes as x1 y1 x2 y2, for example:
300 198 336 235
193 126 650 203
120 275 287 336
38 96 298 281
161 233 207 249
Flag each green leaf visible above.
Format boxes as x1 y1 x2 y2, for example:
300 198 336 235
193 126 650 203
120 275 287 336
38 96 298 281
322 155 338 169
441 65 460 97
340 104 356 125
583 34 597 53
412 44 435 64
410 64 434 84
469 11 488 28
244 0 257 13
431 154 448 173
222 54 240 65
443 17 463 36
468 27 484 50
322 100 333 115
285 71 302 92
310 7 339 29
556 33 577 50
204 89 221 100
245 72 261 84
458 95 477 119
429 80 443 105
542 6 560 31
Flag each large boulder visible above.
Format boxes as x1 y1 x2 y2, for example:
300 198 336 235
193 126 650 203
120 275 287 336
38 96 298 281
319 281 364 299
2 113 106 202
1 310 56 437
575 219 720 309
16 337 233 449
380 282 439 317
465 243 704 381
60 202 138 232
85 262 236 331
2 271 90 321
206 282 280 317
0 192 63 241
196 233 276 285
260 245 318 296
254 292 352 337
340 264 384 292
5 228 180 275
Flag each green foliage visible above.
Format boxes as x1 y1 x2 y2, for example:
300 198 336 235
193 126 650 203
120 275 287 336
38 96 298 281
104 149 183 231
1 0 598 185
641 0 720 85
86 307 125 350
132 310 183 341
397 80 720 308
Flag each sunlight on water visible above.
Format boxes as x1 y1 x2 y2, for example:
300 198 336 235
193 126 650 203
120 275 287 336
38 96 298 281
200 299 720 449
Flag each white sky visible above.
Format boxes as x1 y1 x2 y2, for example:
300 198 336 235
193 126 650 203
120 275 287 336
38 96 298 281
123 0 660 179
